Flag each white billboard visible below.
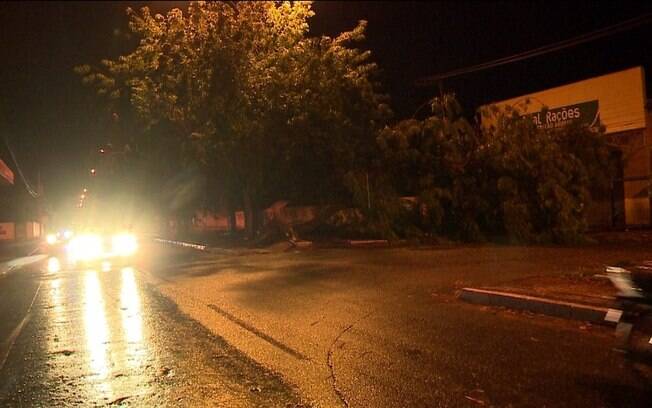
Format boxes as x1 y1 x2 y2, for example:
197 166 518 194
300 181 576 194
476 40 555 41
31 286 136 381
488 66 646 134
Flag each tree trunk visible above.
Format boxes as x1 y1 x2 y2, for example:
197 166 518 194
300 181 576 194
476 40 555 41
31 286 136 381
243 189 257 240
226 194 237 234
177 213 190 240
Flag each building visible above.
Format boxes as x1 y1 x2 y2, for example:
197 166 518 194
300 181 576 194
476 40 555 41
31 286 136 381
0 155 44 241
0 158 15 240
486 66 650 228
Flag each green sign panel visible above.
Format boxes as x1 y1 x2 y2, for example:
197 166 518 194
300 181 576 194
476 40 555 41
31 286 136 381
526 100 599 130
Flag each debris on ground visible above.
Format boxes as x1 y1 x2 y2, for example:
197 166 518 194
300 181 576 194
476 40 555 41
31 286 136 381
108 395 131 405
50 349 75 356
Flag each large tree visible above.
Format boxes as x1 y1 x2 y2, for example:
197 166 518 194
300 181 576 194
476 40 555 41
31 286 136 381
77 1 390 237
376 95 612 243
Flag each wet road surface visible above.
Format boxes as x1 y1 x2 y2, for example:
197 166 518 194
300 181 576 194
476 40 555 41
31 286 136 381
151 246 652 407
2 241 652 407
0 245 302 407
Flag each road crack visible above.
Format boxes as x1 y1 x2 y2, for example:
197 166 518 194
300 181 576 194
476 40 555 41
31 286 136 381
326 310 376 408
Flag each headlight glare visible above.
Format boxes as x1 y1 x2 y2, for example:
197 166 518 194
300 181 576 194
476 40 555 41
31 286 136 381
66 234 103 262
111 233 138 257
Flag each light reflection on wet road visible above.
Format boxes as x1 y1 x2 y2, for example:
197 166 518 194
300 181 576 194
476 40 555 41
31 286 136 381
120 268 146 368
0 247 302 407
84 270 114 398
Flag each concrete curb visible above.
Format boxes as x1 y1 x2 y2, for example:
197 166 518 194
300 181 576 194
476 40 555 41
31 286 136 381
459 287 618 326
346 239 389 248
154 238 208 251
289 239 313 249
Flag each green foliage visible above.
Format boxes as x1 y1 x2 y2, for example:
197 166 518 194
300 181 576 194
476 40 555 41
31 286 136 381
376 95 483 240
478 105 612 243
77 1 389 235
77 2 611 244
374 94 613 244
341 171 407 240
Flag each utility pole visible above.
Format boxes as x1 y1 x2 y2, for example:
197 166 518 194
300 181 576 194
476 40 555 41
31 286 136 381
36 170 46 235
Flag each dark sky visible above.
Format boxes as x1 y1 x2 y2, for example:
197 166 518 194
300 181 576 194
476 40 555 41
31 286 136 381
1 1 652 211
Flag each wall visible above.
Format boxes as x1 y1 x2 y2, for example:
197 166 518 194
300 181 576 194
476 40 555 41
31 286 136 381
191 202 320 234
192 210 245 232
0 222 42 241
607 128 650 226
262 201 319 227
26 221 41 239
0 222 15 240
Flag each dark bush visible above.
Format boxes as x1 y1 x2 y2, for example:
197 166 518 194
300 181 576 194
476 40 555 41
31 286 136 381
363 94 613 244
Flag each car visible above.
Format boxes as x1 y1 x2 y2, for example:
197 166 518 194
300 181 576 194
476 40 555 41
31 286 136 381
44 229 75 255
45 229 139 270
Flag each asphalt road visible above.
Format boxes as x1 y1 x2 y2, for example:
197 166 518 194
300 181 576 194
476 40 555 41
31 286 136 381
152 245 652 407
0 244 302 407
0 242 651 407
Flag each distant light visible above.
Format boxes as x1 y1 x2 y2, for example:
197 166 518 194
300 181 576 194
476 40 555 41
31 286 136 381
90 168 96 175
83 188 88 193
46 234 57 245
99 148 105 154
63 230 73 240
81 194 86 199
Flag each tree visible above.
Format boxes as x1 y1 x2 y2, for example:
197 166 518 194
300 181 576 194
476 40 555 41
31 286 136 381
478 103 612 243
376 95 482 239
77 1 389 238
375 94 612 243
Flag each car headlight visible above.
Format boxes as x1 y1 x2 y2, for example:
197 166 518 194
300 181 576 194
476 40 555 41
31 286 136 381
46 234 57 245
66 234 103 262
111 233 138 257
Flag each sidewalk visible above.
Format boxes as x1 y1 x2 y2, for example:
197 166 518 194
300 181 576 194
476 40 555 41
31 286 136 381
455 231 652 325
0 239 44 277
459 271 621 325
0 239 41 261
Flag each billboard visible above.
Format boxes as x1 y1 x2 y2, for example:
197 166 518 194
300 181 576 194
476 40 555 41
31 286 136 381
487 66 646 134
0 158 13 186
526 100 599 130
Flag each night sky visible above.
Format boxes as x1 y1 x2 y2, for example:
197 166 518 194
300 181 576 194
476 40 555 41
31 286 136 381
1 1 652 213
